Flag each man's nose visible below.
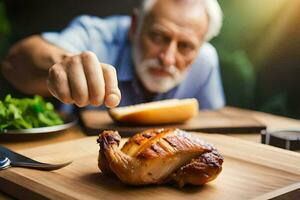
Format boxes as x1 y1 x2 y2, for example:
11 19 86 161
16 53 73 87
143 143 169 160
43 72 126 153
158 42 177 67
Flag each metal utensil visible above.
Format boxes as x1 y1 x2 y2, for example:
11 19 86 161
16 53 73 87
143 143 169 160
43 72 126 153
0 146 72 171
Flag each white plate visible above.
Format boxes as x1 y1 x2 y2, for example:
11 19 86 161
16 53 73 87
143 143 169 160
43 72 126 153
0 113 78 135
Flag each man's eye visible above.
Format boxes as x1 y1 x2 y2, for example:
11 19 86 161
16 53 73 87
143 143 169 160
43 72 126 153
149 32 166 44
178 42 194 54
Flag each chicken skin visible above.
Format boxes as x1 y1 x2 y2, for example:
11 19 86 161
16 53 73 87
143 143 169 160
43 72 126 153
97 128 223 187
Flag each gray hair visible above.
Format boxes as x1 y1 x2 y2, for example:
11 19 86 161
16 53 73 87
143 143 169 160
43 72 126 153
139 0 223 41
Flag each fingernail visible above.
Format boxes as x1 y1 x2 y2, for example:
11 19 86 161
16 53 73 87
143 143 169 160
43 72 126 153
105 94 120 108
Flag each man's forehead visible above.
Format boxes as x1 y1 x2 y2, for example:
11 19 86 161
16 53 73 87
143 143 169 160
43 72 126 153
145 0 206 26
144 0 203 8
148 0 205 14
142 0 208 39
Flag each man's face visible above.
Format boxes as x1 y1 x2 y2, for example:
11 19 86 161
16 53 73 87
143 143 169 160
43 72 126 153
132 0 208 93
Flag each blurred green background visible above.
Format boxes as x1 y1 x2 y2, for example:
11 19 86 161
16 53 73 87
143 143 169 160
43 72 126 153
0 0 300 118
211 0 300 118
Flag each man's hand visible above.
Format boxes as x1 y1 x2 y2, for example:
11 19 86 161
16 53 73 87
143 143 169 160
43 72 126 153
47 51 121 108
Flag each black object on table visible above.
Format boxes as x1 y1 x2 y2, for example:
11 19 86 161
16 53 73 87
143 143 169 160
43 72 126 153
261 130 300 150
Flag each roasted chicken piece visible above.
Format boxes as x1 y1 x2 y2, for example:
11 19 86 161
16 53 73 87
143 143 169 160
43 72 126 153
97 128 223 187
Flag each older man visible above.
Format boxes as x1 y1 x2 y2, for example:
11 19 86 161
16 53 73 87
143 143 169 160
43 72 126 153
1 0 224 111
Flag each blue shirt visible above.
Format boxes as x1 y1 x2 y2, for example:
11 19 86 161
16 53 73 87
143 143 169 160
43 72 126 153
42 15 225 110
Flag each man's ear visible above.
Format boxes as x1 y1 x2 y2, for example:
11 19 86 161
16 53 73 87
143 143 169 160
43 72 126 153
128 8 139 43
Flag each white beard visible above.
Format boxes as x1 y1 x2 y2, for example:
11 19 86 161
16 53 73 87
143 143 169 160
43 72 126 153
132 46 187 93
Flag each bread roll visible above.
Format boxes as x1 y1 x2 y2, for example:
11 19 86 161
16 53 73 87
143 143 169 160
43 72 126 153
108 98 199 125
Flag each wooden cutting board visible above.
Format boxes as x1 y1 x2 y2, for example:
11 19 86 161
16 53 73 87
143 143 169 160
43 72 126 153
80 107 266 136
0 133 299 200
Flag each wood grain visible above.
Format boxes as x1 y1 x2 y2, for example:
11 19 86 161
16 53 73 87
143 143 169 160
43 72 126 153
80 107 266 136
0 133 299 200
